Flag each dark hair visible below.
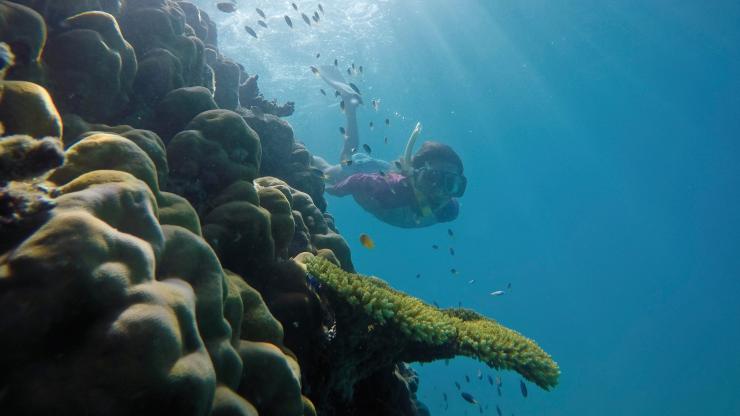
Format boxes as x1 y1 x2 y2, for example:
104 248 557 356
411 141 463 173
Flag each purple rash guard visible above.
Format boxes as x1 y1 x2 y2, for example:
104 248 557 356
329 172 459 228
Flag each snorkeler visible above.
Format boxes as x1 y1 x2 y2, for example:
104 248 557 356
311 65 466 228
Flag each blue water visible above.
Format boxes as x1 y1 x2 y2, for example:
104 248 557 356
203 1 740 414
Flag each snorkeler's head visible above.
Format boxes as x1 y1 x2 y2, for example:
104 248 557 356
411 142 466 199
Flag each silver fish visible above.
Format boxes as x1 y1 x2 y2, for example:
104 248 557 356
284 15 293 27
490 290 505 296
244 25 258 38
461 392 477 404
301 13 311 25
520 380 528 398
318 3 324 13
217 2 236 13
256 8 266 18
257 20 268 28
291 2 298 10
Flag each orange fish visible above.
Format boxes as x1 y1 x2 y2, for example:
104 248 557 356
359 233 375 249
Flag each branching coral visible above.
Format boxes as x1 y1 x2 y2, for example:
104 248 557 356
302 255 560 390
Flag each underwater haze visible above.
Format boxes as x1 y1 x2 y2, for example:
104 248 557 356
205 0 740 414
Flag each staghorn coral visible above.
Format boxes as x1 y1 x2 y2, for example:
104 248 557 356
300 255 560 391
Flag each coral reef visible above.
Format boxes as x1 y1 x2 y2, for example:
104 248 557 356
0 1 558 415
299 255 560 393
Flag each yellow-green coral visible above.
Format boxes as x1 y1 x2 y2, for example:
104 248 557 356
305 256 560 390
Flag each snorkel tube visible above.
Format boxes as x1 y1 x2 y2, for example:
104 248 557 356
401 122 422 174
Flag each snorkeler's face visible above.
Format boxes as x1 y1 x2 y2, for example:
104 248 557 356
414 162 467 199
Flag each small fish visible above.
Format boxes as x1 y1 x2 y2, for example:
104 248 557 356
385 118 390 126
378 170 385 177
334 90 340 97
339 126 346 135
519 380 528 398
310 66 320 75
496 405 502 416
334 58 338 66
487 375 494 385
301 13 311 25
284 15 293 28
384 137 389 144
347 67 352 76
454 382 461 390
369 121 374 129
341 159 353 166
448 228 454 237
449 247 455 256
415 273 421 278
443 393 448 402
314 11 320 20
359 65 364 74
490 290 505 296
316 52 320 58
256 8 266 18
291 2 298 10
477 369 483 380
372 99 380 111
465 375 470 383
318 3 324 13
320 89 326 96
348 82 361 94
433 301 439 307
312 14 319 23
216 2 237 13
461 392 477 404
507 282 512 290
432 244 439 249
451 268 458 275
257 20 268 28
340 100 345 112
362 144 371 154
244 25 258 38
359 233 375 249
394 160 403 169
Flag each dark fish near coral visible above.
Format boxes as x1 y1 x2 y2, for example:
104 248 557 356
340 100 345 112
305 272 322 292
217 2 237 13
347 67 351 76
433 300 439 307
256 7 266 18
334 90 340 97
449 247 455 256
369 121 374 129
310 66 320 75
384 137 389 144
454 381 461 390
316 52 320 58
378 170 385 177
291 2 298 10
359 233 375 249
359 65 364 74
339 126 346 135
348 82 361 94
257 20 268 28
448 228 454 237
461 392 477 404
451 268 458 275
520 380 528 397
385 118 390 126
443 393 448 402
318 3 324 13
244 25 258 38
487 375 494 385
320 89 326 96
301 13 311 25
394 160 402 169
284 15 293 27
496 405 502 416
334 58 338 66
362 144 371 154
465 375 470 383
